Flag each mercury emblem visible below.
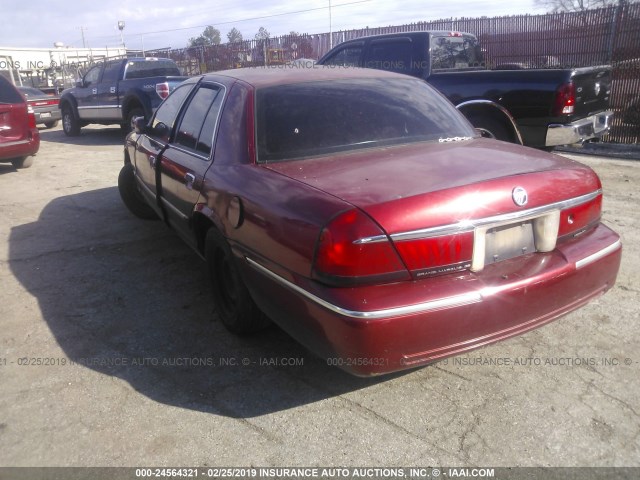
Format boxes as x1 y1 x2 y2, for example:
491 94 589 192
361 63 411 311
512 186 528 206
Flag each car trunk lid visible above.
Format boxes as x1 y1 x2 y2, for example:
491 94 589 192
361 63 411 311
27 97 59 108
264 139 599 228
266 139 601 279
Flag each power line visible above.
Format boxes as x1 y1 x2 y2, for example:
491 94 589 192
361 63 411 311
126 0 372 37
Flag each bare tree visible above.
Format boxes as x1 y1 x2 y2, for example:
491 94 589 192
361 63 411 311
534 0 625 12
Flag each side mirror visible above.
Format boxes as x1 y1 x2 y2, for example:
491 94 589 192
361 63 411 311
151 122 170 140
133 116 147 135
75 79 84 88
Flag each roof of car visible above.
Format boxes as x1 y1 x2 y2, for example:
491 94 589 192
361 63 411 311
202 66 414 88
335 30 477 41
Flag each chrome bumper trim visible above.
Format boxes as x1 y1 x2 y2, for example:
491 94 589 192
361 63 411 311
545 110 614 147
390 189 602 242
575 239 622 270
245 257 483 319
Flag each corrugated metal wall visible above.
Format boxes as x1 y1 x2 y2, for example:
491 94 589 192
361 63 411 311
160 4 640 144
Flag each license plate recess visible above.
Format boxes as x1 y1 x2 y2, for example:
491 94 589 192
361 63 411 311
471 210 560 272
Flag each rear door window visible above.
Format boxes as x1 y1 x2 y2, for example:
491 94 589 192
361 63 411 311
151 83 194 133
101 61 122 84
364 38 413 74
321 45 363 67
174 84 224 157
0 77 25 103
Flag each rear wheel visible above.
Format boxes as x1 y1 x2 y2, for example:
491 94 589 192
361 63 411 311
468 116 512 142
61 105 81 136
11 157 33 169
117 163 158 220
205 228 270 334
122 107 145 134
44 120 59 129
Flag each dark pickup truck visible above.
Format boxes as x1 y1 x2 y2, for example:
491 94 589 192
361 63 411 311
59 57 187 136
317 31 613 148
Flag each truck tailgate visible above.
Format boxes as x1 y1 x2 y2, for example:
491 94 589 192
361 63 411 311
571 66 611 117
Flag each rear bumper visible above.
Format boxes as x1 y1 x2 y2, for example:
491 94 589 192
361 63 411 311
243 223 621 376
545 110 614 146
0 131 40 162
33 109 62 124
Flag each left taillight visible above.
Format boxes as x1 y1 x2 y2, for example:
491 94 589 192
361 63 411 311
553 82 576 116
156 82 170 100
312 209 410 286
393 232 474 279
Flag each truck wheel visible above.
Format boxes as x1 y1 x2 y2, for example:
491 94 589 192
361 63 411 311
205 228 271 335
61 105 81 136
469 116 511 142
122 107 145 134
44 120 59 129
117 163 158 220
11 157 33 169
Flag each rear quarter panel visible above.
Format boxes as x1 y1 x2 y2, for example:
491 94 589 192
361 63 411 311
429 69 571 123
200 79 353 279
202 164 352 279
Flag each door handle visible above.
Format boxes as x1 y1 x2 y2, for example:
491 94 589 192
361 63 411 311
184 172 196 190
149 155 157 168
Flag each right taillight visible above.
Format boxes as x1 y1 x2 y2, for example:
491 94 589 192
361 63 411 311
553 82 576 116
312 209 410 286
558 194 602 239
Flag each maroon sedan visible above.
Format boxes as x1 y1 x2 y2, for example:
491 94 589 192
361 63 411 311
0 76 40 169
119 67 621 376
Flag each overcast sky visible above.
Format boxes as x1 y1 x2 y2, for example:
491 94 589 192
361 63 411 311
0 0 546 51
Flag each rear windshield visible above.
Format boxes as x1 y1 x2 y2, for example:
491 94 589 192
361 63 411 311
18 87 46 97
431 35 484 70
124 59 181 79
0 76 24 104
256 77 475 162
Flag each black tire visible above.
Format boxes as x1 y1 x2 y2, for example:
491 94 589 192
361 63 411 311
11 157 33 169
61 105 81 136
122 107 145 134
205 228 270 335
468 116 512 143
44 120 59 129
117 163 158 220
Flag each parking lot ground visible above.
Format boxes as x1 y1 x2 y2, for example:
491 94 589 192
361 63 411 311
1 126 639 467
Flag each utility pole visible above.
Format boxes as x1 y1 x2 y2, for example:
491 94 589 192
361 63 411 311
80 26 87 49
328 0 333 49
118 21 126 50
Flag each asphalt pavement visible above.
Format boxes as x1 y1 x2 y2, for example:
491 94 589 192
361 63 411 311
1 126 638 468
